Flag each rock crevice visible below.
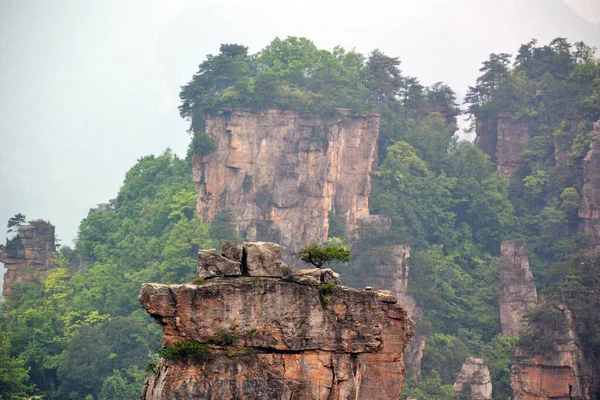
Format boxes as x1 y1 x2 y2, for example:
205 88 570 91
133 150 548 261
453 357 493 400
475 113 531 182
499 241 537 337
194 109 380 252
140 241 414 400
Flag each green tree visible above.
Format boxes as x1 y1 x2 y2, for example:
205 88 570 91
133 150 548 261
7 213 26 234
299 243 350 268
0 312 32 399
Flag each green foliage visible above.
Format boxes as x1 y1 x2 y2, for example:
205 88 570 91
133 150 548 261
5 36 598 399
158 341 210 362
0 312 32 399
327 212 346 239
299 243 350 268
209 212 243 249
0 149 239 398
543 253 600 353
482 335 518 399
211 326 238 347
6 212 26 234
401 372 454 400
518 304 569 354
99 368 145 400
191 132 217 158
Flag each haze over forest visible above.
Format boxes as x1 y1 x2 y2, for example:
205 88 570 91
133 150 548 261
1 0 599 254
2 1 600 398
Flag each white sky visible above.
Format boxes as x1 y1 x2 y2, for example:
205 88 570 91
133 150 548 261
0 0 599 258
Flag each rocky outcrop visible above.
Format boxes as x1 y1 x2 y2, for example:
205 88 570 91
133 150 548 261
0 220 55 295
579 120 600 250
453 357 492 400
397 294 428 380
348 216 427 379
352 217 410 295
140 241 414 400
193 109 379 252
475 114 531 181
511 305 592 400
499 241 537 337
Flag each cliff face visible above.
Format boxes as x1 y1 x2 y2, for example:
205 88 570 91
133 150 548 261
453 357 493 400
499 241 537 337
579 120 600 250
140 241 414 400
511 305 592 400
475 114 531 181
0 220 55 295
193 109 379 252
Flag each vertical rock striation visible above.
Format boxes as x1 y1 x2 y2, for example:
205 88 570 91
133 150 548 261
475 114 531 182
499 241 537 337
193 109 379 252
511 305 592 400
453 357 493 400
579 120 600 250
0 220 55 295
140 241 414 400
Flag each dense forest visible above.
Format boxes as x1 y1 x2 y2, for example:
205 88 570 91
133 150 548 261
1 36 599 399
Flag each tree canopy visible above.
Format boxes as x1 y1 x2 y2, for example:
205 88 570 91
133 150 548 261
2 36 598 400
299 243 350 268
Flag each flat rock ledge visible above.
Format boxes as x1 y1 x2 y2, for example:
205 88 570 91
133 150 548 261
139 241 415 400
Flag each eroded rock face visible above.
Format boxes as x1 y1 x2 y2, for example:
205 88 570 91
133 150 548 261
0 220 55 295
197 249 242 279
475 114 531 181
453 357 492 400
511 305 591 400
349 216 427 379
194 109 379 252
499 241 537 337
197 241 291 279
579 120 600 250
396 294 428 380
140 242 414 400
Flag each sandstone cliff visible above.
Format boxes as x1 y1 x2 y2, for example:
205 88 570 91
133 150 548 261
193 109 379 252
344 216 427 380
499 241 537 337
475 114 531 181
453 357 492 400
511 304 592 400
0 220 55 295
140 241 414 400
579 120 600 250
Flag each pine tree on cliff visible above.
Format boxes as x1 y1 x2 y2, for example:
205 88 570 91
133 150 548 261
299 243 350 269
7 213 26 234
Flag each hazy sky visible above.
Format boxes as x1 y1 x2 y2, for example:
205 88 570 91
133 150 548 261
1 0 599 257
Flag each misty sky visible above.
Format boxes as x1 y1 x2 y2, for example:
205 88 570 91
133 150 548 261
1 0 599 259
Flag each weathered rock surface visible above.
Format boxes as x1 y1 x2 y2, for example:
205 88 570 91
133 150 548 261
475 113 531 181
193 109 379 252
453 357 492 400
197 249 242 279
198 241 291 279
140 242 414 400
579 120 600 250
499 241 537 337
291 268 340 285
511 305 592 400
397 294 428 380
244 241 290 277
0 220 55 295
